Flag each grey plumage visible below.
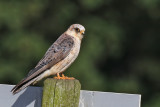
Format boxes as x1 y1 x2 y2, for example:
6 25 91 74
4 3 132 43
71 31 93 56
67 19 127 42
11 34 74 94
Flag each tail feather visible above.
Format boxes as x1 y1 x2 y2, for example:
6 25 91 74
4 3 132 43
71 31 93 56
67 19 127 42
11 76 39 94
11 66 46 94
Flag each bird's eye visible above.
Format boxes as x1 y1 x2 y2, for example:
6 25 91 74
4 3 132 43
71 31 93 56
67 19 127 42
75 28 80 32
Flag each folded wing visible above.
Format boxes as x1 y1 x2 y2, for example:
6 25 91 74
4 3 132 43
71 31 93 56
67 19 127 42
11 34 74 94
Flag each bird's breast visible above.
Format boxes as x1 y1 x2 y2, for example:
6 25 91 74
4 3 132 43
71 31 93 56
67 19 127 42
49 37 81 75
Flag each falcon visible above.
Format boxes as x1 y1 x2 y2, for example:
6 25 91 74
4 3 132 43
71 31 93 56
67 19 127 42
11 24 85 94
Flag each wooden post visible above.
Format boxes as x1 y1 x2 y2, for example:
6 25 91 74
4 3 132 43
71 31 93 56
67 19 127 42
42 78 81 107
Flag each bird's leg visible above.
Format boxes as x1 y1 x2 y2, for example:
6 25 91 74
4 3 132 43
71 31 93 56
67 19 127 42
54 73 62 79
54 73 75 80
62 74 75 80
61 74 66 79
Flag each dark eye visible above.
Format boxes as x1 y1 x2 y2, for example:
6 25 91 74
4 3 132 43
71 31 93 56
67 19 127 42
75 28 80 32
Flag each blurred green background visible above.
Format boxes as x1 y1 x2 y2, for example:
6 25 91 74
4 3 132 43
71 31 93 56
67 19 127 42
0 0 160 106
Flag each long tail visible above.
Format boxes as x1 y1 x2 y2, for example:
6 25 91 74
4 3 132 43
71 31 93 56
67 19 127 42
11 76 39 94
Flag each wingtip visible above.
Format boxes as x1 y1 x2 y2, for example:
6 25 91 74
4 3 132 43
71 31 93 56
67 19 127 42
12 90 19 95
11 86 16 92
10 69 42 95
11 86 24 95
10 78 27 95
11 84 19 93
11 87 17 95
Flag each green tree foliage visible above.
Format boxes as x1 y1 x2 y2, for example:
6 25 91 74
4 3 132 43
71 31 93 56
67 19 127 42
0 0 160 106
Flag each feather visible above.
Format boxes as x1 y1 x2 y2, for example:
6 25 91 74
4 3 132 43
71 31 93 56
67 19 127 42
11 34 74 94
11 75 40 94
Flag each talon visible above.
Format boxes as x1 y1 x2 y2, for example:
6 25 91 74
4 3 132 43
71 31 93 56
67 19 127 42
54 73 62 79
62 74 75 80
62 74 65 78
54 73 75 80
66 77 75 80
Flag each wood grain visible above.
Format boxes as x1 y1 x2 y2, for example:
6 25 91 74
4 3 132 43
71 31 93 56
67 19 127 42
42 78 81 107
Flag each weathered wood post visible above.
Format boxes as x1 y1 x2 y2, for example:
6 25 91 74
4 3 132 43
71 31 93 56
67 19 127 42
42 78 81 107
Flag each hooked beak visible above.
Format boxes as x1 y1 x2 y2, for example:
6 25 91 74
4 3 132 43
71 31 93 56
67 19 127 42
80 30 85 35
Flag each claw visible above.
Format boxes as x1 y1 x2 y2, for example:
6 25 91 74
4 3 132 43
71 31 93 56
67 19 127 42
62 74 75 80
54 73 75 80
54 73 62 79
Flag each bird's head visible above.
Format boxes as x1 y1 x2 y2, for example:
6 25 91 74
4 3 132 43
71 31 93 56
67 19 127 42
66 24 85 40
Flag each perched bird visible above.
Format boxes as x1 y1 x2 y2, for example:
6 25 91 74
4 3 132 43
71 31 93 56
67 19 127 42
11 24 85 94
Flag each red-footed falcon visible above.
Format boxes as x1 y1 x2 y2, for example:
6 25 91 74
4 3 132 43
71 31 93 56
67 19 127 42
11 24 85 94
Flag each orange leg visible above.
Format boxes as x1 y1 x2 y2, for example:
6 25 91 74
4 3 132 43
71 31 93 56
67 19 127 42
62 74 75 80
54 73 62 79
54 73 75 80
